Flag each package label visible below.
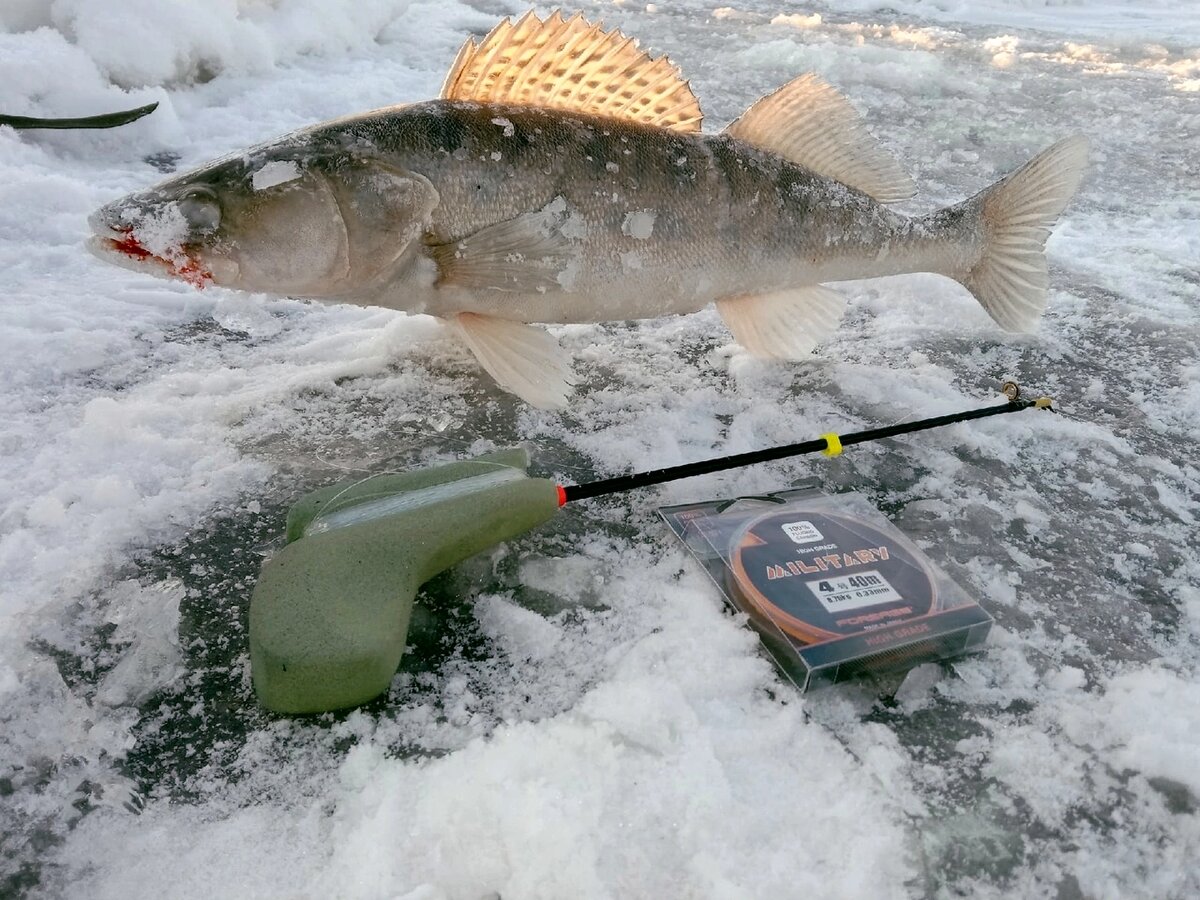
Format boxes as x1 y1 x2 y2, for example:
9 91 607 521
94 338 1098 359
806 569 902 612
782 520 824 544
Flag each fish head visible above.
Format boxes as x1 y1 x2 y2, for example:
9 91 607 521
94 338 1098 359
89 143 437 297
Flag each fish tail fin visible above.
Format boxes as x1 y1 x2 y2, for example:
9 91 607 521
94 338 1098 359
947 135 1089 331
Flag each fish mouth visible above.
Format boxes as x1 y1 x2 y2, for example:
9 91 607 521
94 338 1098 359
87 226 214 288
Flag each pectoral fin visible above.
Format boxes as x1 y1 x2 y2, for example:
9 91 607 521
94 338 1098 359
716 285 847 359
448 313 576 408
427 203 579 294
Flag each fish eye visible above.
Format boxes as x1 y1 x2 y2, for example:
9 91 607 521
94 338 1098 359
177 189 221 234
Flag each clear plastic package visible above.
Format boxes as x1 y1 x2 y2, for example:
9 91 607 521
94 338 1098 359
660 486 993 691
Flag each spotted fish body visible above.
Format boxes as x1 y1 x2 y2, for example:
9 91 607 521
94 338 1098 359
315 101 938 322
89 11 1088 407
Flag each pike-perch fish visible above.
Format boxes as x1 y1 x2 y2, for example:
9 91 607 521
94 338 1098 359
89 11 1088 407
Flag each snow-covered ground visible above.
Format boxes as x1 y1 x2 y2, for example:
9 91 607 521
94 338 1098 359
2 1 1198 897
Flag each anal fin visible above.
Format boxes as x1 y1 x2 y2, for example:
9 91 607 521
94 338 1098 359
716 285 847 359
448 313 576 408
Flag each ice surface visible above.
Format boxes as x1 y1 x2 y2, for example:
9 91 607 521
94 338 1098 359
2 0 1199 898
825 0 1200 43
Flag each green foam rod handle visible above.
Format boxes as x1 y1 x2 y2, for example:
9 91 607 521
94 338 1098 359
250 448 561 714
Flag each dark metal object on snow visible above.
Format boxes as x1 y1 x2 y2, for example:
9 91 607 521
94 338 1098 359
0 101 158 130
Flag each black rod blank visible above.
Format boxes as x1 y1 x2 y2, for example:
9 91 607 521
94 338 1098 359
562 396 1047 503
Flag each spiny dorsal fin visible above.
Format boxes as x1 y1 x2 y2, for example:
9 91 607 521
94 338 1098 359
440 10 703 132
724 74 916 203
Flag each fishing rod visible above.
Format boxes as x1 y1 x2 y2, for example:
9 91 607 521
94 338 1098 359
562 382 1051 503
249 382 1054 715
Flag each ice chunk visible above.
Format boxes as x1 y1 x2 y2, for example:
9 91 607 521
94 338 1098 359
251 160 301 191
96 580 185 708
621 209 656 240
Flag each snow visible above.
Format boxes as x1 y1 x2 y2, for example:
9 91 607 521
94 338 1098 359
2 1 1199 898
620 209 657 240
251 160 302 191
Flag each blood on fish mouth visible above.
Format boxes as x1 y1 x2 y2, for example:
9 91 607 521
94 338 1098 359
107 230 213 288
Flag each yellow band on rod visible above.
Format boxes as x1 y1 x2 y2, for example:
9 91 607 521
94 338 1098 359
821 433 843 457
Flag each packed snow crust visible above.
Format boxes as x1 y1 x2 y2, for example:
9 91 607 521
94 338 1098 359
2 1 1198 898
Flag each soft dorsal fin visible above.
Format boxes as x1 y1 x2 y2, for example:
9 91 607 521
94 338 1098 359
440 10 703 132
724 74 916 203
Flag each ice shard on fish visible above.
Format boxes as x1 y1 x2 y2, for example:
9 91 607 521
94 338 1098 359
88 11 1088 408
